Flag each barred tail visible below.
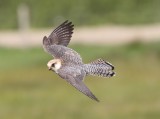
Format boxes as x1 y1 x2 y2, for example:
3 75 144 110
84 58 115 77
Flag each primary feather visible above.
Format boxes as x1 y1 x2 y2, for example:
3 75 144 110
43 20 74 52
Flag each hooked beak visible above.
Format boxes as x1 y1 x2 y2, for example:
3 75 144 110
48 67 51 70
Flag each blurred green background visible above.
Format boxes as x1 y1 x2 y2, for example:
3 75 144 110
1 0 160 29
0 0 160 119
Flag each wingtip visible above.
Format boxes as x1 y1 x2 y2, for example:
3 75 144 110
95 98 100 102
89 94 100 102
64 20 69 24
64 20 72 25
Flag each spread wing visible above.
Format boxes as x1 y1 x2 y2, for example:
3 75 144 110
58 66 99 102
43 20 74 53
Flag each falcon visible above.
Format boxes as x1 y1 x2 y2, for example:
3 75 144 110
43 20 115 102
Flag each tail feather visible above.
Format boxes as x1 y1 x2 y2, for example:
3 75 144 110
84 58 115 77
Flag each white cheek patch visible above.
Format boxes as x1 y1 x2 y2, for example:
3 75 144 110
47 62 52 68
55 62 61 70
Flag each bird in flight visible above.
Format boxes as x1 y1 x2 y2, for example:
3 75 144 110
43 20 115 102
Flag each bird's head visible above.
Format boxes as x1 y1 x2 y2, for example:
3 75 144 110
47 59 62 72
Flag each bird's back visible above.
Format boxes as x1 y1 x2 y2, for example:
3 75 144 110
51 45 83 65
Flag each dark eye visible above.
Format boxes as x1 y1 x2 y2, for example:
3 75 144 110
51 63 55 67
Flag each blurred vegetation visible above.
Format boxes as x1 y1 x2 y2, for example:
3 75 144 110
0 42 160 119
0 0 160 29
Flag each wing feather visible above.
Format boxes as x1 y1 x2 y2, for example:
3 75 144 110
58 66 99 102
43 20 74 54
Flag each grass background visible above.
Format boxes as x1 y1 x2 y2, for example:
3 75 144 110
0 42 160 119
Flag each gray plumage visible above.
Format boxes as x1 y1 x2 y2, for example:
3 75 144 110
84 58 114 77
43 20 115 102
